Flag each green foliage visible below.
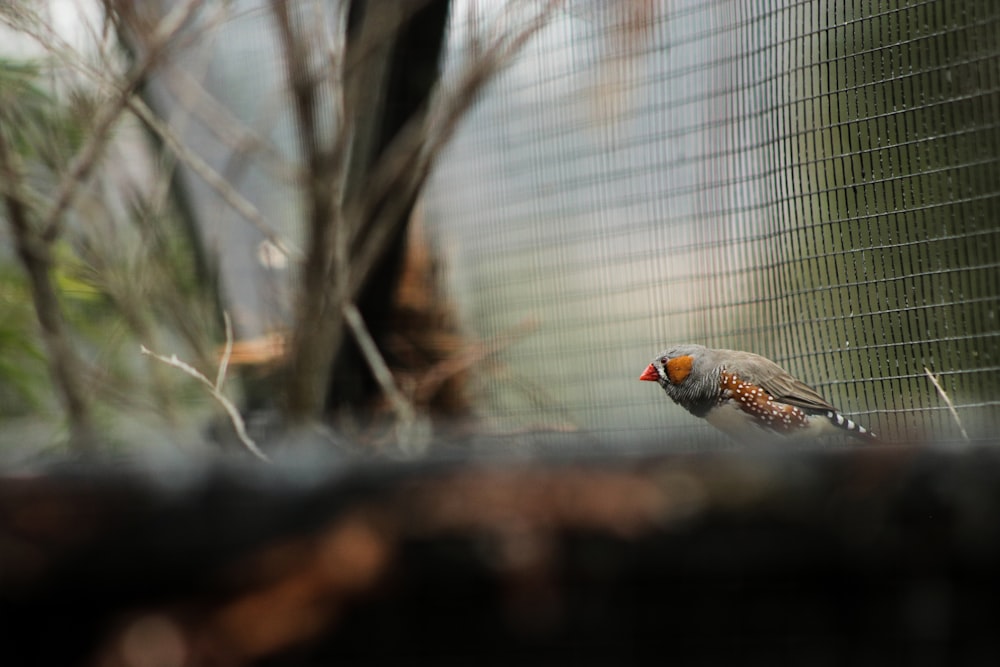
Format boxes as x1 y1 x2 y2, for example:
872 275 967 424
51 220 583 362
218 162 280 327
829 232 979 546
0 266 47 416
0 55 220 447
0 58 84 166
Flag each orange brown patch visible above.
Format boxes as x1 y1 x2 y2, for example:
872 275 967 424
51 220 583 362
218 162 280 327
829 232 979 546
665 355 694 385
720 371 808 432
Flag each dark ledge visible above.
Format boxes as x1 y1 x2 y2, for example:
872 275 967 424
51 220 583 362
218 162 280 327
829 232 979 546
0 441 997 665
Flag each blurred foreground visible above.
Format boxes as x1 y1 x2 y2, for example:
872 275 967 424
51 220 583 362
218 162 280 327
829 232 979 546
1 440 998 665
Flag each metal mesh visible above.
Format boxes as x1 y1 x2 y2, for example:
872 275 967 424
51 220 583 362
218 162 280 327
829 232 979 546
423 0 1000 444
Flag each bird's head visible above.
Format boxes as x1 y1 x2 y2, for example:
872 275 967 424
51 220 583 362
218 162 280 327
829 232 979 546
640 344 719 411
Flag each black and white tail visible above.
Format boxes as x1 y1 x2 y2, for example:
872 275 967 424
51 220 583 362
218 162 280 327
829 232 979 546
826 410 879 442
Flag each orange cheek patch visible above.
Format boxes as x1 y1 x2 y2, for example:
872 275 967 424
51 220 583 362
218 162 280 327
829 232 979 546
665 355 694 385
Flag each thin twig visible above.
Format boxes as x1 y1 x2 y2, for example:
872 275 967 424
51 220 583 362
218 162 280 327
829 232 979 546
0 113 96 452
924 367 971 442
127 96 300 258
215 311 233 390
161 65 301 183
343 301 415 426
4 0 296 253
141 340 271 463
40 0 204 242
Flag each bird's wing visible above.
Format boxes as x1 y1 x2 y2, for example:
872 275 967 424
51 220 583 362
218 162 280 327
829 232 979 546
759 371 838 413
728 351 838 413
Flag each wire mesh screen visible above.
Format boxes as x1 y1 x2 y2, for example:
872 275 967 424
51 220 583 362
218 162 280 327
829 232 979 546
423 0 1000 444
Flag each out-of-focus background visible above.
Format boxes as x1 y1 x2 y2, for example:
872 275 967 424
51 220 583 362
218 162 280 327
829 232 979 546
0 0 997 457
2 3 1000 665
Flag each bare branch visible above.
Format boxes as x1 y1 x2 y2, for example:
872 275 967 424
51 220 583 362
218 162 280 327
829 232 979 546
272 0 346 420
0 120 96 453
127 95 301 258
141 343 271 463
160 65 302 184
279 0 562 424
39 0 205 243
347 0 563 298
216 311 234 391
343 301 415 426
2 0 298 250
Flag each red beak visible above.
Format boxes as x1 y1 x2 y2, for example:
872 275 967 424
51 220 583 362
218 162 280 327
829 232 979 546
639 363 659 382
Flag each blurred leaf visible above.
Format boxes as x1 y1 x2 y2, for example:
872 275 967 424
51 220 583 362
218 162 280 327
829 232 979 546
0 267 47 415
0 57 86 167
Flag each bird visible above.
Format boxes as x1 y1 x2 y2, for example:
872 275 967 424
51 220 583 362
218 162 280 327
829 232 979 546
639 344 878 443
